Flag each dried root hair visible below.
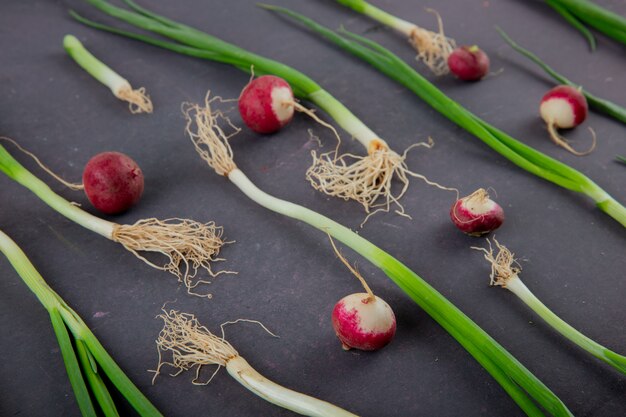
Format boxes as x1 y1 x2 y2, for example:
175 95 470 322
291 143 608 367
182 92 239 176
116 85 153 114
307 138 456 225
408 9 456 76
471 238 521 287
112 218 233 297
152 309 239 385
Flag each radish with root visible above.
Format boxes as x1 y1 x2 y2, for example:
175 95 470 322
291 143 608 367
450 188 504 236
238 75 295 134
153 309 358 417
180 92 576 417
328 236 396 351
447 45 490 81
540 85 596 156
64 34 153 114
472 239 626 376
0 140 232 296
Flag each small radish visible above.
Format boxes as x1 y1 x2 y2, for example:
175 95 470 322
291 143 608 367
450 188 504 236
328 236 396 351
83 152 144 214
540 85 596 156
332 292 396 351
447 45 490 81
238 75 295 134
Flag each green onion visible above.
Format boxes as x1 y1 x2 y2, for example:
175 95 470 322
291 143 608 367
545 0 597 50
180 95 574 417
154 309 358 416
334 0 456 75
0 141 229 295
64 34 153 114
0 227 162 417
473 239 626 375
261 5 626 229
617 155 626 165
497 27 626 125
71 0 447 219
546 0 626 46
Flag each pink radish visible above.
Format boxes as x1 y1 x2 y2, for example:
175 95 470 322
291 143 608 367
83 152 144 214
540 85 596 156
447 45 490 81
238 75 295 134
450 188 504 236
332 292 396 351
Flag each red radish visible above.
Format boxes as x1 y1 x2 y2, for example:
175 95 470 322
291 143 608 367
332 292 396 351
450 188 504 236
447 45 490 81
238 75 295 134
82 152 144 214
540 85 595 155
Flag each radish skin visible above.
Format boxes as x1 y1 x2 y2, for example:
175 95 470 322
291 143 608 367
332 292 396 351
447 45 490 81
83 151 144 214
238 75 295 134
450 188 504 236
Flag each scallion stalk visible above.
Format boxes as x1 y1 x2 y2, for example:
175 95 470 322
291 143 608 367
64 34 153 114
0 228 162 417
497 27 626 125
71 0 449 219
546 0 626 46
262 6 626 229
473 239 626 375
0 141 230 294
180 96 574 417
334 0 456 75
154 309 359 417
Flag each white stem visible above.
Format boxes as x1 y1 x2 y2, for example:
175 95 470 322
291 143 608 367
228 169 383 264
506 277 607 359
226 356 358 417
361 3 416 36
307 90 386 151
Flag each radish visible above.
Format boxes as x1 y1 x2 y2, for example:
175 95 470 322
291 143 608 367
332 292 396 351
450 188 504 236
447 45 490 81
540 85 596 155
83 151 144 214
327 236 396 351
238 75 295 134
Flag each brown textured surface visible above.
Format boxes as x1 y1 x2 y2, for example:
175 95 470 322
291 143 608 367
0 1 624 416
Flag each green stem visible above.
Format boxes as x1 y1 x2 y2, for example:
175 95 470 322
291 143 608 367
506 277 626 374
336 0 416 35
227 168 572 417
0 144 114 238
548 0 626 45
76 339 121 417
546 0 596 50
0 229 163 417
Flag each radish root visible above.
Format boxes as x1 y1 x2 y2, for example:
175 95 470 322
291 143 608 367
152 309 239 385
307 138 454 225
182 93 239 176
116 85 153 114
471 238 521 287
112 218 232 297
408 9 456 76
547 122 596 156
